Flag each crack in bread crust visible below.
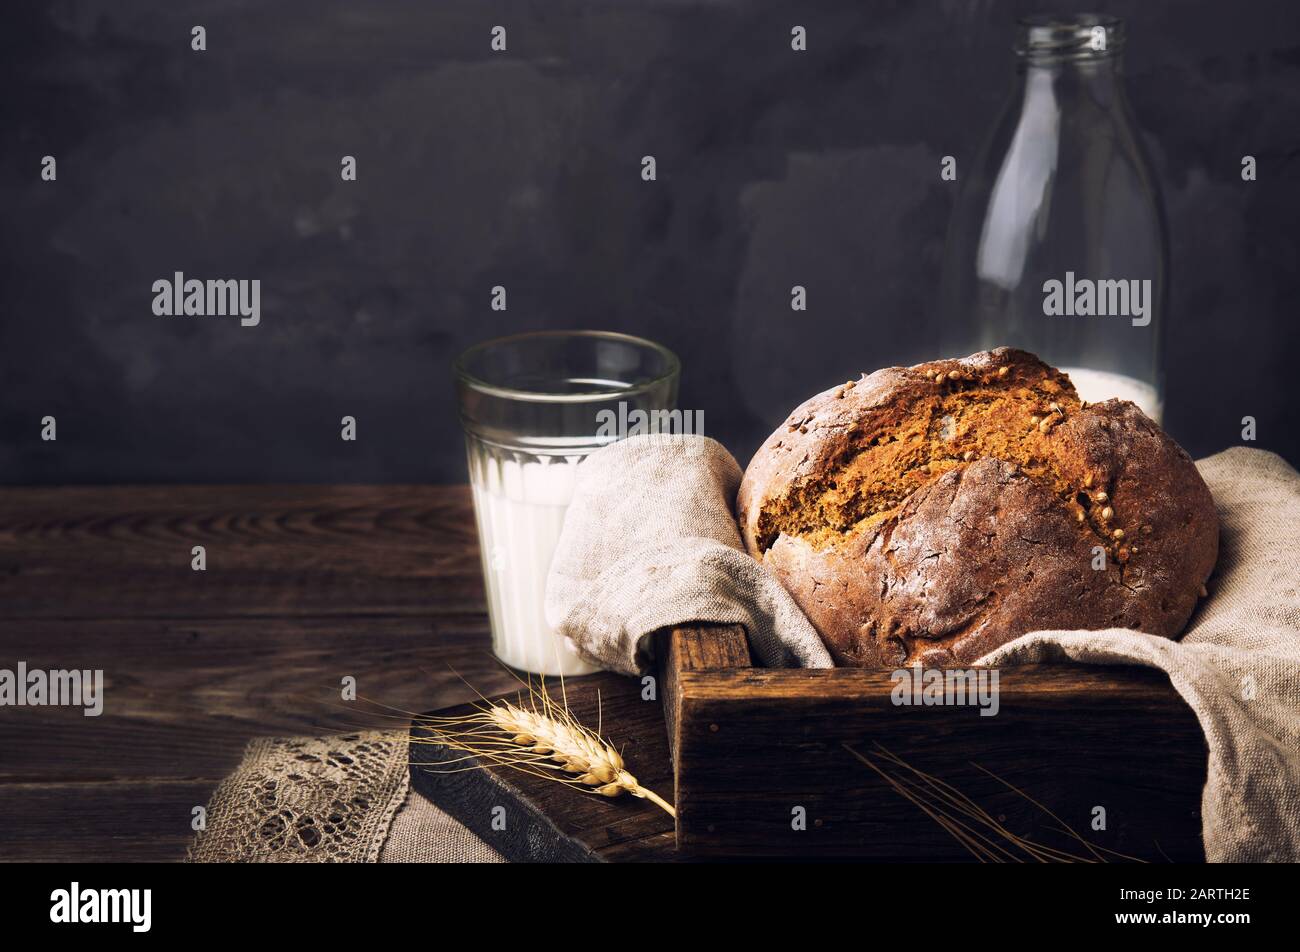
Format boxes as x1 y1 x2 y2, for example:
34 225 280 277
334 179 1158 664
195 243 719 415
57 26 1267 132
755 368 1086 551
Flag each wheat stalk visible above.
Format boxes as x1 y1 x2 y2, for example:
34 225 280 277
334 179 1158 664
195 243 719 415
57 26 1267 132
410 678 676 819
845 742 1144 863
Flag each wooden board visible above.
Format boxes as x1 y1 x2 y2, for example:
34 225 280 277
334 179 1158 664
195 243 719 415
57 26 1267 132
408 672 678 862
0 485 521 861
0 485 485 620
658 625 1208 861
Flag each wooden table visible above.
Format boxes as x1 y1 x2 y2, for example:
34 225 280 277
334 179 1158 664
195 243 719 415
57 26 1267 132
0 486 525 862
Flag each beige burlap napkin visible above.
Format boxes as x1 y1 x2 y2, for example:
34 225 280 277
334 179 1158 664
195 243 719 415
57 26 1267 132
379 788 503 863
548 438 1300 862
544 435 834 672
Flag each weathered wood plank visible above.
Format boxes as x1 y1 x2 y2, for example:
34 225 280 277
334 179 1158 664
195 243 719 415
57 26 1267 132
0 485 482 619
655 624 749 775
0 616 517 782
0 780 216 863
0 485 514 863
671 660 1207 860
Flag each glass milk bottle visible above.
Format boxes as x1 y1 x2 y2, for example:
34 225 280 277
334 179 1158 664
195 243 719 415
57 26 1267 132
940 14 1168 421
455 331 679 676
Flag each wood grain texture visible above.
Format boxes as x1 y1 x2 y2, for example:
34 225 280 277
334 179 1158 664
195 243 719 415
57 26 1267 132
654 624 750 773
409 672 677 862
0 780 217 863
0 485 481 619
0 616 518 782
0 485 510 862
665 641 1207 860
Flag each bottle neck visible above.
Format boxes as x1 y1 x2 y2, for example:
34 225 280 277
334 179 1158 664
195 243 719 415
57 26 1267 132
1016 14 1123 73
1014 15 1126 110
1018 55 1122 108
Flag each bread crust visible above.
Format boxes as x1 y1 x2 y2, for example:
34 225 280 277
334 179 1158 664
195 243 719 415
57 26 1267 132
737 349 1219 667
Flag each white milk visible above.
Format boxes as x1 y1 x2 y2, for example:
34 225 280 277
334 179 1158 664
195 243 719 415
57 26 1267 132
469 454 598 676
1060 366 1163 423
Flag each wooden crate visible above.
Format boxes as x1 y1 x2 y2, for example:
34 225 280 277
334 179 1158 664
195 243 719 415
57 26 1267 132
410 624 1208 861
655 625 1208 861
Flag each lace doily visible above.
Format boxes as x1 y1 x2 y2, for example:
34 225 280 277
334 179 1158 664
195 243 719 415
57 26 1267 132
188 731 409 863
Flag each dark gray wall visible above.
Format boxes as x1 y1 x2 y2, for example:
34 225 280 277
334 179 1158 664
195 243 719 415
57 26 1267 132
3 0 1298 484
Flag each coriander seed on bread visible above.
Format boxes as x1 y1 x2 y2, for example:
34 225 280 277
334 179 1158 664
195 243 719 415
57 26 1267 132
737 348 1218 667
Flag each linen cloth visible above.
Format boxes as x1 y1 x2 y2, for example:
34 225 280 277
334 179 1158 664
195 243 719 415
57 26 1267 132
379 787 502 863
544 435 834 672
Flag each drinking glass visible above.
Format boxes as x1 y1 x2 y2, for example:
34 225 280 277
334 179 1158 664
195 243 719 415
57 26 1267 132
455 331 680 675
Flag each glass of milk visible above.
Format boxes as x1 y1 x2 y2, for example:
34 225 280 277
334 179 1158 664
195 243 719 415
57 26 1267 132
455 331 680 676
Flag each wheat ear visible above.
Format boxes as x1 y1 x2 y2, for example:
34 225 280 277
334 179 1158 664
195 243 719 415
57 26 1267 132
411 680 676 819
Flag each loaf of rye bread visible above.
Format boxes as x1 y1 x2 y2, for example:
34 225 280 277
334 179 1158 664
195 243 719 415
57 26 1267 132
737 349 1218 667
